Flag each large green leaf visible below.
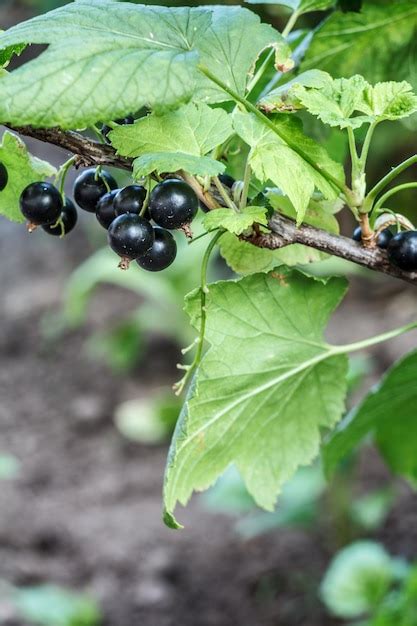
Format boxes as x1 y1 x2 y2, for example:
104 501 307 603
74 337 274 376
245 1 336 14
164 270 349 527
233 111 344 223
110 102 233 177
302 1 417 92
0 2 289 128
324 350 417 484
0 131 56 223
203 206 268 235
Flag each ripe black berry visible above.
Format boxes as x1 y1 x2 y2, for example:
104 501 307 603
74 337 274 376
42 197 78 237
137 228 177 272
102 116 134 143
352 226 393 250
0 162 8 191
387 231 417 272
114 185 147 217
96 189 120 229
20 182 63 228
149 179 198 230
73 168 117 213
108 213 154 269
218 173 235 189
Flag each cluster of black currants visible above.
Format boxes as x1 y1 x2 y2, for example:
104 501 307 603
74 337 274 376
353 226 417 272
18 164 199 272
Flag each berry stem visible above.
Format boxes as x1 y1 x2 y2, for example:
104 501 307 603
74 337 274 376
359 213 374 247
139 176 151 217
56 156 76 200
239 162 252 211
197 64 349 201
213 176 238 212
373 182 417 215
281 9 300 38
174 230 224 395
364 154 417 212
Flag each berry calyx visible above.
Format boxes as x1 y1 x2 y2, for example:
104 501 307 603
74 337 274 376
102 116 134 143
107 213 154 269
387 231 417 272
73 167 117 213
42 197 78 237
149 179 198 230
352 226 394 250
0 162 8 191
20 181 63 230
137 228 177 272
114 185 147 217
96 189 120 229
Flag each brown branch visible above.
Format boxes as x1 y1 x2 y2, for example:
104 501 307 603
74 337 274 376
6 125 417 285
246 214 417 286
6 125 133 170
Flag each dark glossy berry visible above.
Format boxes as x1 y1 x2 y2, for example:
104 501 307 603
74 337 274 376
0 162 8 191
149 179 198 230
387 231 417 272
218 173 235 189
137 228 177 272
114 185 147 217
108 214 154 267
352 226 393 250
42 197 78 236
20 182 63 226
102 116 134 143
96 189 120 229
73 168 117 213
375 228 394 250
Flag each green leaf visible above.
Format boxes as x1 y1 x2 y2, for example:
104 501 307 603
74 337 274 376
110 103 233 177
302 1 417 93
359 80 417 121
13 585 100 626
133 153 224 179
218 232 284 275
233 111 344 223
275 73 417 128
259 69 332 113
321 542 394 619
245 1 336 14
324 350 417 485
203 206 268 235
0 2 289 128
164 270 349 526
0 131 56 223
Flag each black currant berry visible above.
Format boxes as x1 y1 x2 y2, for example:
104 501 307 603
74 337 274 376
149 179 198 230
20 182 63 229
42 197 78 237
102 116 134 143
0 162 8 191
137 228 177 272
108 213 154 269
73 168 117 213
387 231 417 272
218 173 235 189
96 189 120 229
352 226 393 250
114 185 147 217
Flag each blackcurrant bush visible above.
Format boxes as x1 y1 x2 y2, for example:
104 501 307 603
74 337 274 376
42 197 78 236
352 226 393 249
0 162 8 191
20 182 63 228
218 173 235 189
96 189 120 229
102 116 134 143
149 179 198 230
114 185 147 217
137 228 177 272
73 168 117 213
387 231 417 272
108 213 154 269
